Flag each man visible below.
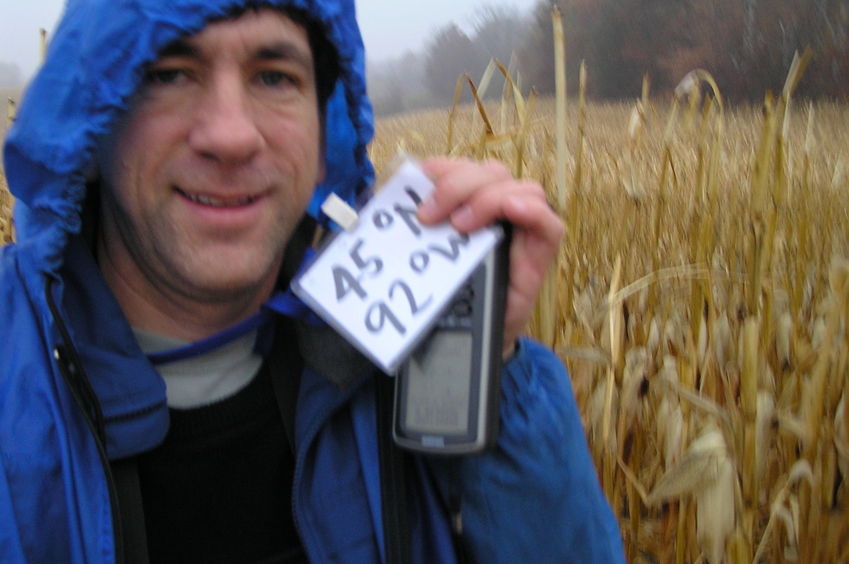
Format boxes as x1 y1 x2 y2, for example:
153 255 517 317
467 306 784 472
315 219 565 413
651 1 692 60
0 0 625 563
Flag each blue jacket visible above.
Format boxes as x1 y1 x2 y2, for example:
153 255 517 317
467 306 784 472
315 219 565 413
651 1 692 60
0 0 625 562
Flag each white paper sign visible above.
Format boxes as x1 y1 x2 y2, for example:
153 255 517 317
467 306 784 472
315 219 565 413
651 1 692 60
292 160 502 374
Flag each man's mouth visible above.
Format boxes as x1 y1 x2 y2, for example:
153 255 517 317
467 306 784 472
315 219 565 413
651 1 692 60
175 187 262 208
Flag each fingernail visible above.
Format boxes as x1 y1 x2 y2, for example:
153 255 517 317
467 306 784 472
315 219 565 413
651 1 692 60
418 196 438 220
507 195 527 214
451 204 475 228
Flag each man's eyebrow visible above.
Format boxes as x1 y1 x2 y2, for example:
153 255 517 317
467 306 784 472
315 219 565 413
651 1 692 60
152 39 313 70
156 38 200 59
255 42 314 70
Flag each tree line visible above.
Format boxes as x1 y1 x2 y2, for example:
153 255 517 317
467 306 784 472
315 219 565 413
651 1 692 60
368 0 849 116
367 5 532 116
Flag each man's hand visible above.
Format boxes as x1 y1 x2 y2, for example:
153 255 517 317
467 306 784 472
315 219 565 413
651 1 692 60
416 157 564 360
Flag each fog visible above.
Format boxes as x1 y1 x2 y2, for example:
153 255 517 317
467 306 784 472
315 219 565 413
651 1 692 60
0 0 540 85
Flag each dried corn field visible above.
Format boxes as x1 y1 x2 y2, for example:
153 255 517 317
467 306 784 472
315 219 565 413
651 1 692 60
0 173 11 245
1 89 21 244
2 71 849 563
371 79 849 564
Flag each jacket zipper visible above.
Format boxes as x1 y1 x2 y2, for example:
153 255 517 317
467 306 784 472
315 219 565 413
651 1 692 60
45 277 126 564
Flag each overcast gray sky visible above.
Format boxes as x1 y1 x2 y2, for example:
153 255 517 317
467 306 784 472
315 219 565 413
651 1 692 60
0 0 539 82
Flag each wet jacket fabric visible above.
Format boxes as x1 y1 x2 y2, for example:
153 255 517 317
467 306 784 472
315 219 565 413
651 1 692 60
0 0 626 562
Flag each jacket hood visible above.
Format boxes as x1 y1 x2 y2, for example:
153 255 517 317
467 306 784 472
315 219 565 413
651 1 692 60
3 0 374 271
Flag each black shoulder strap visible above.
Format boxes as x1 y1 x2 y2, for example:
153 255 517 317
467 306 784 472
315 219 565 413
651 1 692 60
267 318 302 452
110 457 150 564
376 373 413 564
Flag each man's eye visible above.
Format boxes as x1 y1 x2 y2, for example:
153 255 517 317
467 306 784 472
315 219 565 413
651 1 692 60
145 68 185 85
259 71 295 87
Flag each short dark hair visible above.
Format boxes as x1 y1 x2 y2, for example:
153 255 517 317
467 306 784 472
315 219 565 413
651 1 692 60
219 4 340 117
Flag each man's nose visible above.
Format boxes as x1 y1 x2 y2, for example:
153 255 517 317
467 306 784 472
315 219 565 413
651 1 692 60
188 74 264 164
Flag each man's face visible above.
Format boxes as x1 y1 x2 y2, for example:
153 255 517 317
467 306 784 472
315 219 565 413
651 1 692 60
97 9 324 311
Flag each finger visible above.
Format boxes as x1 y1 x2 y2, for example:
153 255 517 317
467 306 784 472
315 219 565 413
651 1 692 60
502 193 564 256
501 204 563 337
445 180 550 234
417 158 514 224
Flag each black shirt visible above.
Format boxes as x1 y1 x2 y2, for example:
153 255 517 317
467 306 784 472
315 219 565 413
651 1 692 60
137 330 307 564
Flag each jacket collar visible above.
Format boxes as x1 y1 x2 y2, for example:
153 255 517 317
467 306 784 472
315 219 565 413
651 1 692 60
59 235 169 460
